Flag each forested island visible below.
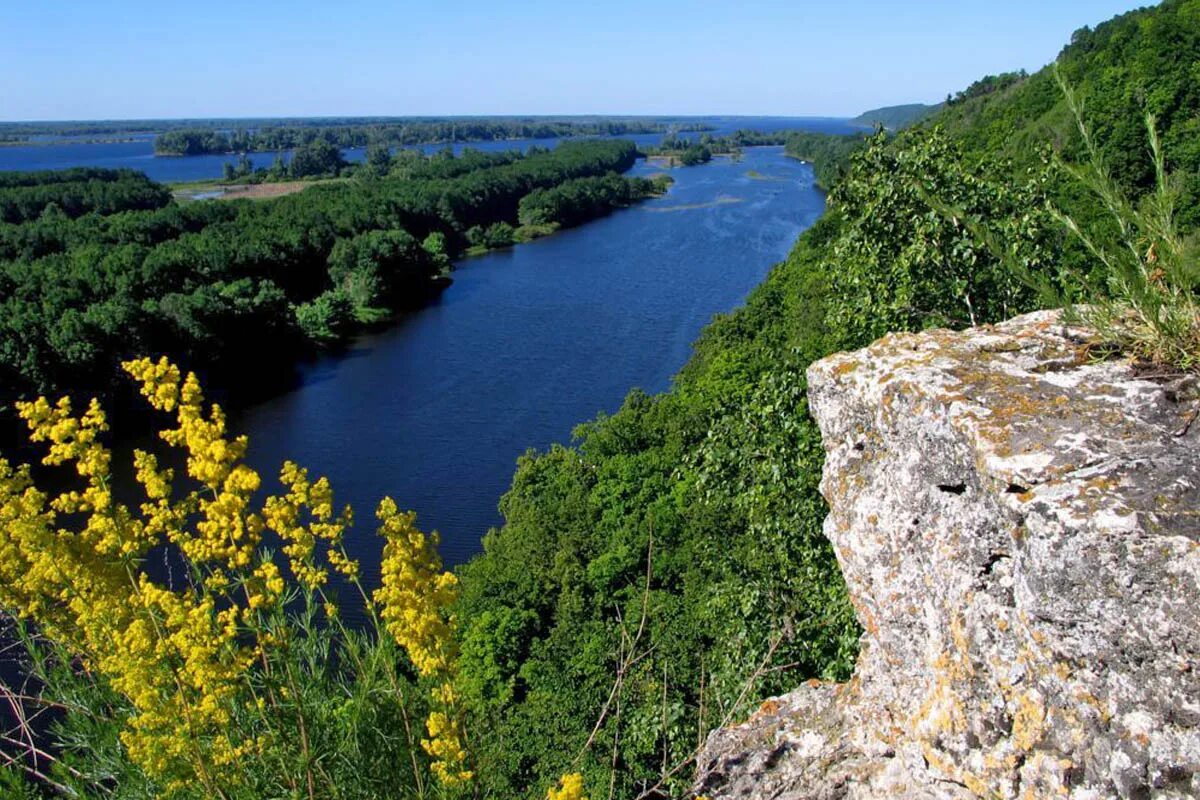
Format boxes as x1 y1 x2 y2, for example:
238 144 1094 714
0 139 668 410
643 129 813 166
151 118 713 156
2 1 1199 799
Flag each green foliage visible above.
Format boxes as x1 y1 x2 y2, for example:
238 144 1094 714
678 145 712 166
0 139 646 407
288 138 347 178
0 168 170 223
783 131 871 190
518 173 664 229
645 135 713 167
946 71 1029 106
481 222 516 249
296 288 356 341
823 129 1053 344
1051 76 1200 370
364 141 393 177
327 229 431 317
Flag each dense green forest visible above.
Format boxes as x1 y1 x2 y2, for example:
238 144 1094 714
153 119 712 156
0 140 651 410
451 1 1200 797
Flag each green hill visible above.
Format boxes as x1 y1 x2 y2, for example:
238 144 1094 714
850 102 941 129
920 0 1200 224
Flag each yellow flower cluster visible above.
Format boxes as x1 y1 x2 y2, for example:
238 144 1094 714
0 384 253 789
374 497 472 785
263 460 356 589
0 358 361 794
548 773 588 800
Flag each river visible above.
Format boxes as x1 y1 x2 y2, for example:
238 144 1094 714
0 116 856 182
230 146 827 576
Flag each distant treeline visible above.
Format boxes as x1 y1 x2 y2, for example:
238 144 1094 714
153 120 713 156
850 103 941 130
944 71 1029 106
0 116 715 142
0 140 647 407
783 131 872 189
642 128 871 179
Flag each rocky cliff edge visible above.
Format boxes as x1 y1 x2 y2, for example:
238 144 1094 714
694 310 1200 799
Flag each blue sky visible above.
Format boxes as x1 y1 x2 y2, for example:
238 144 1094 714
2 1 1148 121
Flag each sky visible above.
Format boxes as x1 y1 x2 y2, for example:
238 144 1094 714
1 1 1150 121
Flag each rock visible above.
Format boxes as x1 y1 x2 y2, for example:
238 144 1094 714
693 311 1200 799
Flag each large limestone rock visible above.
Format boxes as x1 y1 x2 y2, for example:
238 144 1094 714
694 311 1200 799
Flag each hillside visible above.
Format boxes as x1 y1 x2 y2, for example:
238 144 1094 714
452 1 1200 797
850 102 940 130
918 0 1200 225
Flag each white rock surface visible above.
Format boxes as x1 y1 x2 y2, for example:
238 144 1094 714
694 311 1200 799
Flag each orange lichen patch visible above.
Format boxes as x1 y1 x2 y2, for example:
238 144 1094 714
752 699 782 720
831 360 860 378
1080 475 1120 496
1011 690 1048 751
922 745 994 797
1070 688 1112 724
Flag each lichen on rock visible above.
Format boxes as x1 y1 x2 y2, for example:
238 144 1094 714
693 311 1200 799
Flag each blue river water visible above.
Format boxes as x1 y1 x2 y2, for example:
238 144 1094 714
229 146 828 575
0 116 857 181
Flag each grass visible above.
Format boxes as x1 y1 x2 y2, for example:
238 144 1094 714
1051 69 1200 372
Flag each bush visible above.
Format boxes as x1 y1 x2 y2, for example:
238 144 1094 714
295 288 356 342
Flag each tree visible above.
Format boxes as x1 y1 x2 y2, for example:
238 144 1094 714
365 141 393 177
289 139 346 179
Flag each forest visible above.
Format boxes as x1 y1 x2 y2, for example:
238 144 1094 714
153 119 712 156
0 139 649 410
1 1 1198 798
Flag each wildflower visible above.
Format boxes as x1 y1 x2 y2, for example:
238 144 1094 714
548 773 588 800
0 358 375 794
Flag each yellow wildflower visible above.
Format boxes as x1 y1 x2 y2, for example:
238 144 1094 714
548 773 588 800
